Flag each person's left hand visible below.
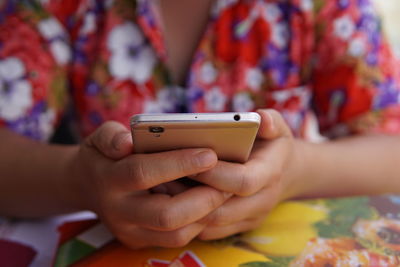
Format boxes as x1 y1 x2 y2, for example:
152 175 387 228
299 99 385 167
190 109 301 240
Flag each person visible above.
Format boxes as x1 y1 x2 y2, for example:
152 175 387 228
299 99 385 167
1 0 400 249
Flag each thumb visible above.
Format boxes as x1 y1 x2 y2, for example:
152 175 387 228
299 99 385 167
256 109 292 140
86 121 133 160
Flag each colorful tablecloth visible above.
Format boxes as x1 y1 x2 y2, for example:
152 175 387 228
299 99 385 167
54 195 400 267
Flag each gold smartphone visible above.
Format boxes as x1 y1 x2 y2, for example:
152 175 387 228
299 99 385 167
130 112 260 163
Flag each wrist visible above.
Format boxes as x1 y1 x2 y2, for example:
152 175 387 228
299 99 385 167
56 145 90 212
281 139 314 200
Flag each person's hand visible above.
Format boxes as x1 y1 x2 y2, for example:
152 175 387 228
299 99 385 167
66 121 231 248
190 109 301 240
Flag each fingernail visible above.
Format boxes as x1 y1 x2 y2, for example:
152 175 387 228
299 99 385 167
194 150 216 168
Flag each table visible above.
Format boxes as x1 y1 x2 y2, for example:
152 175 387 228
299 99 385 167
53 195 400 267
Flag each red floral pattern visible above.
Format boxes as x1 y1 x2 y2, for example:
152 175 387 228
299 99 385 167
0 0 399 141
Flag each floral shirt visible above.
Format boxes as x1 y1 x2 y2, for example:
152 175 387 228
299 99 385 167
0 0 400 142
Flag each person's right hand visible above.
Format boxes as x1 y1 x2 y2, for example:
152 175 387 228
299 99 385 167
67 121 230 249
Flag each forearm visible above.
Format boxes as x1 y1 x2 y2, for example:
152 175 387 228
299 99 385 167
0 128 81 218
289 135 400 199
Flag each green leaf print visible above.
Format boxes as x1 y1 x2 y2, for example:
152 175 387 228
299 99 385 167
314 197 377 238
240 256 295 267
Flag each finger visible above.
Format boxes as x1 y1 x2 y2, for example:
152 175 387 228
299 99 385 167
109 148 217 191
119 185 231 231
192 154 282 196
198 218 264 241
256 109 292 140
193 123 293 196
199 186 279 227
87 121 133 160
191 160 251 195
117 223 205 249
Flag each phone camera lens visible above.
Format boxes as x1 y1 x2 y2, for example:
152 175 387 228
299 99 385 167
234 114 241 121
149 126 164 133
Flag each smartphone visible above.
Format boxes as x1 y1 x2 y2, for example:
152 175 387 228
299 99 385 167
130 112 260 163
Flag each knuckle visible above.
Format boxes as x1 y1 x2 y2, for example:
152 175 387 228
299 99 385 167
207 208 228 226
157 206 178 230
129 159 150 190
166 230 192 248
205 190 225 211
91 121 125 154
237 166 257 196
268 167 283 186
271 170 282 184
198 230 213 241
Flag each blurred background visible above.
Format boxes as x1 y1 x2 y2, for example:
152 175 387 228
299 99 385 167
373 0 400 57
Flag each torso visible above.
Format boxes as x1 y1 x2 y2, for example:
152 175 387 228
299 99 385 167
1 0 396 141
157 0 214 85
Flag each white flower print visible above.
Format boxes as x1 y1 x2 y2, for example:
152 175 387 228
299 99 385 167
334 15 356 41
205 87 227 111
300 0 313 11
260 3 282 23
348 37 366 57
272 86 311 106
51 41 71 65
200 62 217 84
272 22 290 49
212 0 239 16
236 2 281 38
302 112 327 143
38 18 64 39
233 93 254 112
360 3 376 16
0 57 33 121
143 100 162 114
80 12 97 35
38 108 56 141
284 111 301 129
107 22 157 84
37 18 71 65
246 67 264 91
272 89 291 104
143 86 185 113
